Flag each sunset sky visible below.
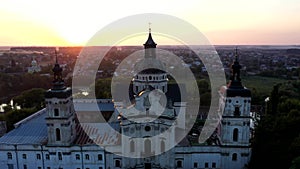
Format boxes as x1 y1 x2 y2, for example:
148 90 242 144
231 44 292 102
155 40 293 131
0 0 299 46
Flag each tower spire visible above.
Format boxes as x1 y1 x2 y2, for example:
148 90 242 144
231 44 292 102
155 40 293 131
144 24 157 58
148 22 151 33
228 48 243 88
55 47 59 64
52 48 65 90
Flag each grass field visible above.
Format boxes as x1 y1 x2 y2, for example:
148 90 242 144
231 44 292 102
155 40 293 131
241 75 287 95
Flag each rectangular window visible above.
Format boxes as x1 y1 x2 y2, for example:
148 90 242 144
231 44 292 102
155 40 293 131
205 162 209 168
99 167 103 169
46 154 50 160
194 162 198 168
7 152 12 159
22 154 27 159
23 165 27 169
47 167 50 169
38 167 41 169
76 154 80 160
36 154 41 160
85 154 89 160
8 164 14 169
98 154 103 161
54 108 59 116
212 162 216 168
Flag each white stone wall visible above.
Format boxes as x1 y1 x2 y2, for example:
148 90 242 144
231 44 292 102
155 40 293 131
0 144 105 169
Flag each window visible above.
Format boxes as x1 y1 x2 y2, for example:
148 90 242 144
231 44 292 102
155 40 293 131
86 168 90 169
47 167 50 169
212 162 216 168
130 140 134 152
46 154 50 160
115 159 121 167
85 154 89 160
205 162 209 168
232 153 237 161
193 162 198 168
56 128 61 141
54 108 59 116
58 152 62 160
76 154 80 160
8 164 14 169
135 86 138 93
98 154 103 161
176 160 182 168
38 167 41 169
99 167 103 169
22 154 27 159
160 140 165 152
233 128 238 142
36 154 41 160
234 107 240 116
162 86 165 92
23 165 27 169
7 152 12 159
144 139 151 154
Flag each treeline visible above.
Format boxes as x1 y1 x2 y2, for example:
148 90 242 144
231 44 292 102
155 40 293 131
0 88 45 131
250 80 300 169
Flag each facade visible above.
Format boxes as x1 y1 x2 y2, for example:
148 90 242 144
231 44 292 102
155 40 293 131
0 31 252 169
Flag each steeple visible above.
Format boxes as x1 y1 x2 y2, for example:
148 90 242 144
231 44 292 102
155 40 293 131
52 48 65 90
228 47 243 89
143 24 157 58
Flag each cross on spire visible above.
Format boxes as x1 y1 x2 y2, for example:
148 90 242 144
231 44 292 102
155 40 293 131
148 22 151 33
55 47 59 64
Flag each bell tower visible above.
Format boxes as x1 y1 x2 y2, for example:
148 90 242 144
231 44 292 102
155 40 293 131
45 48 76 146
219 48 252 169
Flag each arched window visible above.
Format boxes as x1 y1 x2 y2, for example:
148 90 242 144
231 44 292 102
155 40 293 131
98 154 103 161
56 128 61 141
54 108 59 116
232 153 237 161
130 140 134 152
144 139 151 154
176 160 182 168
233 128 238 142
160 140 165 152
115 159 121 167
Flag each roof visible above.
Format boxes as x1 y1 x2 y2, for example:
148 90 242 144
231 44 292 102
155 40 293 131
0 109 48 145
0 101 117 146
143 33 157 48
74 100 114 112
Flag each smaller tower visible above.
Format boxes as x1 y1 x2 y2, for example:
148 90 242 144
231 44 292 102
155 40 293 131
45 48 76 146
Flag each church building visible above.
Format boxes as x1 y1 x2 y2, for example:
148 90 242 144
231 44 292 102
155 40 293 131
0 29 252 169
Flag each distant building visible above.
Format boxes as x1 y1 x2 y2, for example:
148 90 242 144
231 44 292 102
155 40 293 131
0 31 253 169
27 58 41 73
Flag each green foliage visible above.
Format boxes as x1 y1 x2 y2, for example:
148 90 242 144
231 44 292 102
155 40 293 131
13 88 46 109
3 108 37 131
290 156 300 169
95 78 112 99
250 80 300 169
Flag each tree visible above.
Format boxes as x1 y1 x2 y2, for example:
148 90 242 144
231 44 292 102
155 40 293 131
4 108 37 131
13 88 45 109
